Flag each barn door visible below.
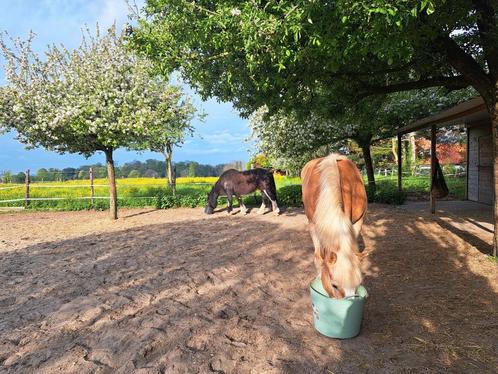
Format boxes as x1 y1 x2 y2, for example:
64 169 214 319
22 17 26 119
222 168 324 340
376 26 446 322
478 136 493 204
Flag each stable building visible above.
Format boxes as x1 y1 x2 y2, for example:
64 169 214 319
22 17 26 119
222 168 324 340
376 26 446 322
396 97 493 209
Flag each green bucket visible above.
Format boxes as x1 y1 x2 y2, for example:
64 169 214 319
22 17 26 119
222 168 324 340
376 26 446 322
309 277 367 339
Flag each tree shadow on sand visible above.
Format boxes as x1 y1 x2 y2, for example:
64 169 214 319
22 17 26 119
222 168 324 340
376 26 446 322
0 206 497 373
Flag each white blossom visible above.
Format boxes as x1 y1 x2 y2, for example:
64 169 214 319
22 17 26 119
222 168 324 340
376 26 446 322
0 25 196 157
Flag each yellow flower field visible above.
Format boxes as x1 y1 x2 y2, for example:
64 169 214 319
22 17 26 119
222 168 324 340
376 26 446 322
0 176 302 210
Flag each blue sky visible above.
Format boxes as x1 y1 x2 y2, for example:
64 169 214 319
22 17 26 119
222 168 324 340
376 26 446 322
0 0 252 173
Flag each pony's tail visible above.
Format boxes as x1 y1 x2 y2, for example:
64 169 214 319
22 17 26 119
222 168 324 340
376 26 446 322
314 155 362 295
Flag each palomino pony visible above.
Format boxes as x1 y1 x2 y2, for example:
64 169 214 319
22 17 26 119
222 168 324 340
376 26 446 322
301 153 367 299
205 168 280 215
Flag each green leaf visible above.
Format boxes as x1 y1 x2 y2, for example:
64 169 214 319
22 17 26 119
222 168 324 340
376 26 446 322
426 3 435 15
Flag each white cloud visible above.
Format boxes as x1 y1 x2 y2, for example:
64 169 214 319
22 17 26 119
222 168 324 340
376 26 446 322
199 130 248 145
177 147 240 156
94 0 133 28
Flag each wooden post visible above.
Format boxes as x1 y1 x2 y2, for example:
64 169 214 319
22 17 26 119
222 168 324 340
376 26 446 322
465 127 469 200
397 133 402 192
430 125 437 214
25 169 30 208
89 167 95 208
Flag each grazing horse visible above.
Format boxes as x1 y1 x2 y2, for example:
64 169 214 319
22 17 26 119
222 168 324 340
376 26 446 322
205 168 280 215
301 153 367 299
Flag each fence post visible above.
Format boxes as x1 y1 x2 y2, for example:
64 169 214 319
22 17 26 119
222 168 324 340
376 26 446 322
25 169 30 208
430 125 436 214
89 167 95 208
397 133 402 192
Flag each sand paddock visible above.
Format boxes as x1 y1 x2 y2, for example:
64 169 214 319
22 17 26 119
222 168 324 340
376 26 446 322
1 205 497 373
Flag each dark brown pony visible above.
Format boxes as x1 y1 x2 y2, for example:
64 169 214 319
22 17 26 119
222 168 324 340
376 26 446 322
205 168 279 215
301 153 367 298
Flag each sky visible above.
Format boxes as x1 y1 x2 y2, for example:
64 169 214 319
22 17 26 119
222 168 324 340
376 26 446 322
0 0 252 173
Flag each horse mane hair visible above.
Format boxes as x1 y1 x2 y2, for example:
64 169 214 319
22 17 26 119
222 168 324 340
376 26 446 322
314 153 362 294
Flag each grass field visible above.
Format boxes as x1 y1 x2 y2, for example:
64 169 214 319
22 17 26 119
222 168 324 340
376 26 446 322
0 174 464 211
377 174 466 200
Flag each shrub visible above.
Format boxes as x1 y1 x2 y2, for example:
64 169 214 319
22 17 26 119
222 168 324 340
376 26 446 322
278 184 302 207
242 194 262 206
367 183 407 205
155 191 207 209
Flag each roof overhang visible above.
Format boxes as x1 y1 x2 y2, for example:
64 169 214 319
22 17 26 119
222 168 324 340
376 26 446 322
397 97 489 135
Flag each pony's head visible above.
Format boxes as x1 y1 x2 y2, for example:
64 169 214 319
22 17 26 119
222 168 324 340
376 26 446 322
320 250 364 299
204 188 218 214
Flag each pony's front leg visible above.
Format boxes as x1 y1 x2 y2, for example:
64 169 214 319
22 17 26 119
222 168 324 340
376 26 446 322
263 189 280 216
226 191 234 215
257 196 266 214
237 195 248 214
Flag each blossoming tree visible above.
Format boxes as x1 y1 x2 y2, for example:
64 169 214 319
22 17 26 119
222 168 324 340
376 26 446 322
133 85 197 194
250 88 475 186
0 26 195 219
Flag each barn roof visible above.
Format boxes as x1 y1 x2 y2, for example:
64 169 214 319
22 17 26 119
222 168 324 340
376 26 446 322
397 97 488 135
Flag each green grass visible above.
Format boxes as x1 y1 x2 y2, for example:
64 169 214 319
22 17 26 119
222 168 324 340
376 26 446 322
375 174 466 200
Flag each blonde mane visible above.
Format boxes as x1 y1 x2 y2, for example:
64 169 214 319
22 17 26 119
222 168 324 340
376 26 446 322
303 153 364 297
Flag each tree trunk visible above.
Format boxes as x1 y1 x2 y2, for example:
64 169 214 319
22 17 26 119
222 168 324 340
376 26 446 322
409 132 417 176
105 149 118 220
165 144 176 195
403 138 410 173
360 143 376 188
392 137 398 163
490 98 498 257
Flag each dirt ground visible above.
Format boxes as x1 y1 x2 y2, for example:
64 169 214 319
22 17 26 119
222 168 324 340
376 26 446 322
1 205 497 374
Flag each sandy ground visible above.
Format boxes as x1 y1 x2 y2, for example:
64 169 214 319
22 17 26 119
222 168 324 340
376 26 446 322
0 205 497 374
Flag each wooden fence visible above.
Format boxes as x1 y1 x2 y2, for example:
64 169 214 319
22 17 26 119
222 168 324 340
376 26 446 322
0 168 215 208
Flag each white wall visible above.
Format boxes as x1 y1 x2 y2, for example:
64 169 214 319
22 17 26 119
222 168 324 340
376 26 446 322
468 125 493 203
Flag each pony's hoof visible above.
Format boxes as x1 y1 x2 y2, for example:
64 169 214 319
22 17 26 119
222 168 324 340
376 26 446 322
257 209 265 215
241 210 248 215
273 209 280 216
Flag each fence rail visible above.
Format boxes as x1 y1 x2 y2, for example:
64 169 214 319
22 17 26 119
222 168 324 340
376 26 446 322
0 182 213 189
0 166 222 207
0 196 158 204
0 169 222 208
371 168 466 178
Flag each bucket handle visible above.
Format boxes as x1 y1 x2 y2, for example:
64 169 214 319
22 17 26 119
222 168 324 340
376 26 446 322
345 288 369 300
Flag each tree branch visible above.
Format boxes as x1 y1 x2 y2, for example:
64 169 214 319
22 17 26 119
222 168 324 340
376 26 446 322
323 60 419 82
472 0 498 78
362 75 470 96
435 34 493 101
